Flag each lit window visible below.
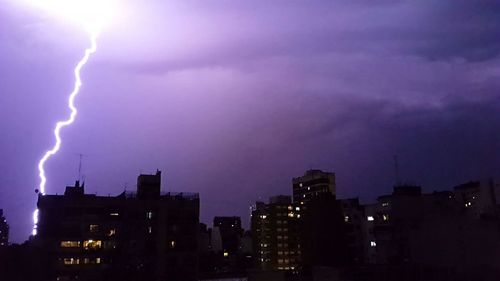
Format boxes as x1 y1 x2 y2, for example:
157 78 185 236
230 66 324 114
110 212 119 216
295 207 300 211
344 216 350 222
370 241 377 247
299 183 303 187
382 202 389 207
223 252 229 257
383 214 389 221
170 240 176 249
63 258 80 265
107 228 116 237
297 214 301 218
307 187 310 191
288 212 294 218
260 215 267 219
83 240 102 250
302 194 306 198
367 216 374 221
146 211 153 219
148 226 153 234
89 224 99 233
61 241 80 248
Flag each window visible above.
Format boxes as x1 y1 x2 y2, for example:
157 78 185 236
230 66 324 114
60 241 80 248
383 214 389 221
89 224 99 233
382 202 389 207
370 241 377 247
170 240 176 249
344 216 350 222
63 258 80 265
110 212 119 216
83 257 101 264
146 211 153 219
223 252 229 257
83 240 102 250
367 216 374 221
148 226 153 234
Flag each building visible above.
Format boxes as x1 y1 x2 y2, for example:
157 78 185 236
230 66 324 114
213 216 243 256
361 183 500 275
251 196 301 272
453 180 499 219
35 171 200 281
292 170 335 204
0 209 8 247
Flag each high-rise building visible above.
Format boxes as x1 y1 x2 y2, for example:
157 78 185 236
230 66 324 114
35 171 200 281
0 209 8 247
292 170 335 204
251 196 301 272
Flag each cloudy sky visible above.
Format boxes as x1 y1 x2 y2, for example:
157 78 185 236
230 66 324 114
0 0 499 242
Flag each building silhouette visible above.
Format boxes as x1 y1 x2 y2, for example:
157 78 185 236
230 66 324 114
35 171 200 281
0 209 8 247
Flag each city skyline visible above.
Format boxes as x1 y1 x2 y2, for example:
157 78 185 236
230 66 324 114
1 0 500 243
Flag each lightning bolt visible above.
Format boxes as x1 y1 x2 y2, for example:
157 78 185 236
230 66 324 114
32 32 98 236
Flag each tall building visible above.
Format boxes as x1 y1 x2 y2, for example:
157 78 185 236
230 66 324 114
251 196 301 271
0 209 8 247
292 170 335 204
35 171 200 281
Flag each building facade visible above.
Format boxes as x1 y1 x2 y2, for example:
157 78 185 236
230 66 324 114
251 196 301 272
35 171 200 281
292 170 336 204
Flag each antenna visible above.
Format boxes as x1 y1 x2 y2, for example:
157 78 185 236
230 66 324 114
77 153 85 181
393 155 401 186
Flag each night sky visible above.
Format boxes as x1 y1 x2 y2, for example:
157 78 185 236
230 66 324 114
1 0 499 242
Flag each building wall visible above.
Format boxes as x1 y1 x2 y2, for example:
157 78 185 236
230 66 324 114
35 173 199 281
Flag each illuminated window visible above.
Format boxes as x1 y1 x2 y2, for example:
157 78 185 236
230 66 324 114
295 207 300 211
63 258 80 265
148 226 153 234
299 183 303 187
89 224 99 233
370 241 377 247
60 241 80 248
223 252 229 257
382 202 389 207
170 240 176 249
146 211 153 219
110 212 119 216
288 212 294 218
260 215 267 219
307 187 311 191
383 214 389 221
83 257 102 264
367 216 374 221
83 240 102 250
344 216 350 222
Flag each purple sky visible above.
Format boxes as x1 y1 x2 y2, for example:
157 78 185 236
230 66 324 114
1 0 499 242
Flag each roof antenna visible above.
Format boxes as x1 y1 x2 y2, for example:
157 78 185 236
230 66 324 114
77 153 85 181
